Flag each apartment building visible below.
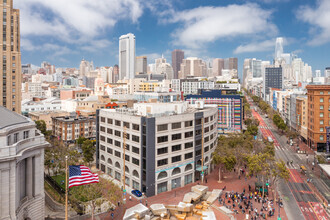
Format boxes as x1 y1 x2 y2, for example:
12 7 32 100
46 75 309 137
29 110 70 130
186 90 243 133
97 102 218 197
52 115 96 142
306 85 330 152
296 95 308 143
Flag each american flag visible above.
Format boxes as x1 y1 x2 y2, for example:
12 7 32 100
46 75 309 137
69 165 99 188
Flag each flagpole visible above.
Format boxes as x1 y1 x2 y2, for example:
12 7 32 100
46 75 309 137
65 155 68 220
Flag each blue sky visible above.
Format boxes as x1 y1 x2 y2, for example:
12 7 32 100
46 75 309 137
16 0 330 77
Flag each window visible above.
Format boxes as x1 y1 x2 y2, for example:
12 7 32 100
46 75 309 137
320 91 324 94
204 117 209 123
320 98 324 103
7 135 10 145
132 146 139 154
157 158 168 167
185 120 193 127
107 118 113 124
107 148 113 154
185 142 193 149
132 158 139 165
204 127 209 133
320 127 324 132
195 129 202 135
172 133 182 141
185 174 193 185
23 131 29 139
172 168 181 175
125 155 130 162
320 105 324 110
185 131 193 138
115 120 121 126
132 135 140 143
320 113 324 118
13 133 18 143
100 145 105 151
107 138 113 144
158 171 167 180
172 144 181 152
100 136 105 141
115 130 121 137
132 124 139 131
100 126 105 132
157 182 168 194
157 147 168 155
172 155 181 163
100 117 105 122
115 140 120 147
185 152 193 160
157 124 168 131
172 122 181 129
320 120 324 125
320 135 324 141
115 151 121 158
204 146 209 152
107 128 113 134
157 135 168 143
195 119 202 125
123 122 130 128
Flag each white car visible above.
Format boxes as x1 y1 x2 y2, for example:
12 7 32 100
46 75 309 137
268 136 273 142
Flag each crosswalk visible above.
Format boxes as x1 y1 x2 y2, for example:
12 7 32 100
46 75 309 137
259 125 271 129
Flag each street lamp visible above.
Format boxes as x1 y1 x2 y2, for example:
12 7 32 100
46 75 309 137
174 182 177 197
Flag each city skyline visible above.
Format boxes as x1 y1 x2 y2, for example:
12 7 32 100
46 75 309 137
16 0 330 75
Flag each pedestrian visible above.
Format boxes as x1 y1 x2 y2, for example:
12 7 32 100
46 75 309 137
146 200 148 206
111 213 114 219
205 178 208 183
117 201 120 206
140 200 142 203
129 195 132 201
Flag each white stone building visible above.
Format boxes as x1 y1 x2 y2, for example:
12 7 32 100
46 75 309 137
0 107 49 219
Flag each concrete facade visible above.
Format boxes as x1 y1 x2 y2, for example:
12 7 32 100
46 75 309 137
0 106 49 219
97 102 218 197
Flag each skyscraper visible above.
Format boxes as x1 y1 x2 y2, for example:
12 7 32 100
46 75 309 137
119 33 135 80
1 0 21 113
178 57 207 78
135 56 147 74
275 37 284 60
212 58 224 76
224 58 238 70
171 49 184 79
264 67 283 96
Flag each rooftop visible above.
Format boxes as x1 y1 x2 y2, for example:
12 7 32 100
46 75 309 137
0 107 30 129
319 164 330 177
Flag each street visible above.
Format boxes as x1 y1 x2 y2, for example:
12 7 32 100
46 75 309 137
249 98 329 220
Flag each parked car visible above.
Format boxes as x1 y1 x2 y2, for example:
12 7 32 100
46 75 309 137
131 189 142 197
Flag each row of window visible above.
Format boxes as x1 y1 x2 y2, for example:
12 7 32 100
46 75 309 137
7 130 29 146
100 117 140 131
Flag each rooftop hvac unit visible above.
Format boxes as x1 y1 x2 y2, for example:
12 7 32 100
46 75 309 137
195 101 204 109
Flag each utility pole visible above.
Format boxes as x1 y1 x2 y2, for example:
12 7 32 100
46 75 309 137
201 118 204 184
122 126 127 203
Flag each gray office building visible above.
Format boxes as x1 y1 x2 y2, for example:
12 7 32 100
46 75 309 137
172 50 184 79
264 67 282 95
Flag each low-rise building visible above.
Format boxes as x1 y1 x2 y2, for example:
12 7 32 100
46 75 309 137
21 97 62 116
0 107 49 219
29 110 70 130
96 102 218 197
52 115 96 142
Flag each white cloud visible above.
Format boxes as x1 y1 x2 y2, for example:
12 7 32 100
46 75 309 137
15 0 143 43
234 40 275 54
296 0 330 45
258 0 290 3
166 4 277 48
81 39 112 52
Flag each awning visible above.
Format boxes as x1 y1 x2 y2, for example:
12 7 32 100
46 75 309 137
196 166 208 172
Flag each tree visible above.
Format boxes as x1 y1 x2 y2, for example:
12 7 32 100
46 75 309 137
35 120 47 136
77 136 87 146
82 140 96 166
270 160 290 201
70 177 122 219
247 125 259 137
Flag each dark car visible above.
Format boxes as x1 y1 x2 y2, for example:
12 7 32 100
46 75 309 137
131 189 142 197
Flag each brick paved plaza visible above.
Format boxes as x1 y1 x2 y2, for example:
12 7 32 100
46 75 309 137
103 165 288 220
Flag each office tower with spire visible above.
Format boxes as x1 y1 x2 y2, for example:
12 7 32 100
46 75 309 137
172 49 184 79
275 37 284 60
1 0 21 113
119 33 135 80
